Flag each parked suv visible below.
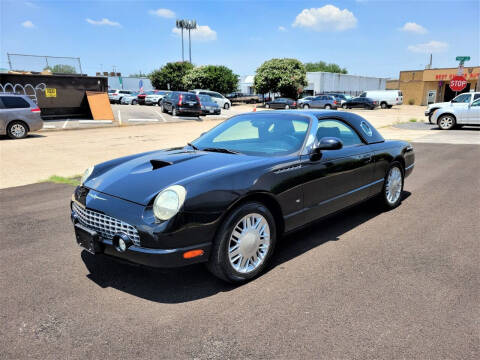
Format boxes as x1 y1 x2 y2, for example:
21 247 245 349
190 90 231 109
0 93 43 139
145 90 170 106
108 89 135 104
425 91 480 123
160 91 202 117
302 95 338 109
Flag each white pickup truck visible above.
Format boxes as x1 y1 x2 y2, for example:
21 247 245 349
425 92 480 123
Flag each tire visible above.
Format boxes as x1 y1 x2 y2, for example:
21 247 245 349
437 114 456 130
379 162 404 209
160 104 166 113
131 100 137 105
380 102 387 109
325 104 332 110
285 104 290 109
118 97 122 104
266 104 270 109
342 104 348 109
224 103 230 110
7 121 28 139
158 100 162 106
303 104 310 109
207 202 277 283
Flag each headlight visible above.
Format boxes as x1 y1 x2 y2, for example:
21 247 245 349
153 185 187 220
80 165 94 185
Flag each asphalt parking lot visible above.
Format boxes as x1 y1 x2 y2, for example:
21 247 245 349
1 142 478 359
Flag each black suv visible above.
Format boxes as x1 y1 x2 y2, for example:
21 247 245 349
160 91 202 117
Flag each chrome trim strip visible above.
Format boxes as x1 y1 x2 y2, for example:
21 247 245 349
101 239 211 255
317 178 384 206
405 163 415 170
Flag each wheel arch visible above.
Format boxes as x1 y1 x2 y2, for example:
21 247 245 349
223 192 285 236
437 112 456 123
7 119 30 131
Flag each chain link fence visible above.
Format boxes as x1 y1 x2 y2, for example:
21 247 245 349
7 53 83 74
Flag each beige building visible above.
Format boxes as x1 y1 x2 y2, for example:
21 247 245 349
395 66 480 105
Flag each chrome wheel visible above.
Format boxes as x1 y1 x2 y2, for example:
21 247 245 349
385 167 402 205
228 213 270 274
325 104 331 109
10 123 26 138
303 104 310 109
438 115 455 130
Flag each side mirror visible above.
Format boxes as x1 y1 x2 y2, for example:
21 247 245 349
311 137 343 160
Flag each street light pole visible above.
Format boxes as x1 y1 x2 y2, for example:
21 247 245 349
177 19 196 63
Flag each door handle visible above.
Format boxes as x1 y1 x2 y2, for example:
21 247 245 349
361 155 372 163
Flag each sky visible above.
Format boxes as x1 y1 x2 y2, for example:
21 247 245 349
1 0 479 79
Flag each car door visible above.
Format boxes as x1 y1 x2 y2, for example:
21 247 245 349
273 99 283 109
310 96 324 109
467 99 480 124
300 118 374 224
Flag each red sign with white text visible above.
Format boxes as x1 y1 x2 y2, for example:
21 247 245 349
449 76 467 91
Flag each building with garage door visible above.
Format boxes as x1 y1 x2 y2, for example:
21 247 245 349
398 66 480 105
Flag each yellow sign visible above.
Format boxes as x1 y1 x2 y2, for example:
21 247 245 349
45 88 57 97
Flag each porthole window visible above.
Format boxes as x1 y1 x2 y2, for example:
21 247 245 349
360 121 373 137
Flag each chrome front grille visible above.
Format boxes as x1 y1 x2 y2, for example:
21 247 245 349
72 202 141 246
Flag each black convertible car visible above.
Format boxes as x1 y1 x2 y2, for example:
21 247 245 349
71 110 414 283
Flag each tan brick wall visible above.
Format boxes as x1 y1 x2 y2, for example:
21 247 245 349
386 80 399 89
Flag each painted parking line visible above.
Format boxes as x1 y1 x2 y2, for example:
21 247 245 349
154 110 167 122
128 118 160 122
62 119 70 129
171 116 201 121
42 125 56 129
79 120 113 124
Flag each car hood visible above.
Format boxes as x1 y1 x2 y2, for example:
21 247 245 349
428 101 451 109
84 148 265 205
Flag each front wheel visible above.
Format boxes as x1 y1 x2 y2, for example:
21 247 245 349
380 163 404 209
342 104 348 109
7 121 28 139
131 100 137 105
224 103 230 110
265 104 270 109
303 104 310 109
438 114 456 130
380 102 387 109
207 202 277 283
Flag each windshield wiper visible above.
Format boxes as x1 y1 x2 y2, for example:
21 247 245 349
187 142 199 150
202 147 240 154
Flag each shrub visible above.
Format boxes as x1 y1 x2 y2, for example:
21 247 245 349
408 98 415 105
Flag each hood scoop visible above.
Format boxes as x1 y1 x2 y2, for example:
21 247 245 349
150 159 173 170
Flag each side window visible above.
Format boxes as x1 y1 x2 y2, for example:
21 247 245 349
360 92 367 97
473 94 480 100
471 99 480 107
1 96 30 109
316 119 363 147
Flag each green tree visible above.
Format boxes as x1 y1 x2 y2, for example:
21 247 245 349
149 62 194 90
182 65 239 94
304 61 347 74
254 58 307 99
44 64 77 74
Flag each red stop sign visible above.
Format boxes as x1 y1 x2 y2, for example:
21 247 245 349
449 75 467 91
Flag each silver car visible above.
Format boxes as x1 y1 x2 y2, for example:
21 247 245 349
432 98 480 130
145 91 170 106
0 93 43 139
120 92 140 105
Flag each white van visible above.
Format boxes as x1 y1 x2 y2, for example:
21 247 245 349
359 90 403 109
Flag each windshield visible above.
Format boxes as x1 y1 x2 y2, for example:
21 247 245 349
452 93 471 103
191 113 310 156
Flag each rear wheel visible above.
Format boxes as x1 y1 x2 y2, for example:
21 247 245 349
7 121 28 139
131 100 137 105
266 104 270 109
157 100 162 106
207 202 277 283
303 104 310 109
325 104 332 110
380 102 387 109
438 114 456 130
285 104 290 109
342 104 348 109
160 104 166 113
380 163 404 209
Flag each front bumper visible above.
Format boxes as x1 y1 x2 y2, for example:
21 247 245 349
425 110 430 116
70 187 219 268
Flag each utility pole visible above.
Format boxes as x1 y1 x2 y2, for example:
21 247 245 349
176 20 185 61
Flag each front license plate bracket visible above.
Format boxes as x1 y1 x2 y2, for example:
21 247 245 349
74 223 103 254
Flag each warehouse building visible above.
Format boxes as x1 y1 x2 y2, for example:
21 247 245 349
391 66 480 105
239 72 386 96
